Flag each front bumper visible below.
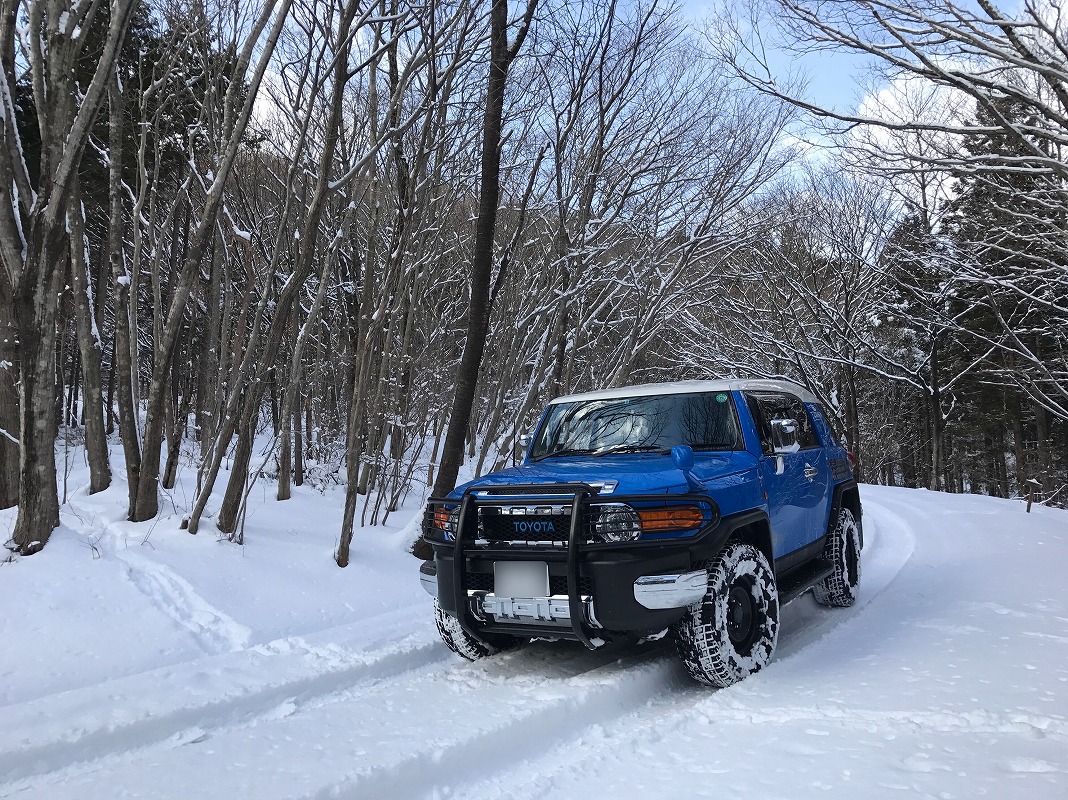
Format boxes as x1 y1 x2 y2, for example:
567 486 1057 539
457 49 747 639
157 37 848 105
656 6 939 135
421 560 706 615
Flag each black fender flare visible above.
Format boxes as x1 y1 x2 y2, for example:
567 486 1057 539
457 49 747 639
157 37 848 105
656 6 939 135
829 480 863 549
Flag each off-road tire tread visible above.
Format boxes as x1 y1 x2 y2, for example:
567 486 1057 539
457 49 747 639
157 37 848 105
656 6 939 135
672 542 780 688
434 600 507 660
812 507 861 607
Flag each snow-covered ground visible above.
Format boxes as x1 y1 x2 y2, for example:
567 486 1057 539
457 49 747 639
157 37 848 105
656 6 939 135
1 465 1066 799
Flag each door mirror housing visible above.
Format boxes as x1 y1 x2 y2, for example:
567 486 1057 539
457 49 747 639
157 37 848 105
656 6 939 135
515 432 534 466
670 445 705 492
770 418 800 454
670 444 695 472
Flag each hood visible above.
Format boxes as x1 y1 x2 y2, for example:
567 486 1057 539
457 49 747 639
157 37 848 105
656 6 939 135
453 451 759 497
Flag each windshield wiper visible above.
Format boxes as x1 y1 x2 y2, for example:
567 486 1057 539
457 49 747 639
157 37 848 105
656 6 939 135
592 444 663 457
531 447 595 462
691 443 735 452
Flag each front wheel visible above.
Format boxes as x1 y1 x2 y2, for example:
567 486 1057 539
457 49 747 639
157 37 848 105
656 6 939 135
434 601 518 661
813 507 861 607
672 542 780 687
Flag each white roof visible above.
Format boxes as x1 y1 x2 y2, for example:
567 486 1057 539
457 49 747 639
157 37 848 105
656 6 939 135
548 379 819 405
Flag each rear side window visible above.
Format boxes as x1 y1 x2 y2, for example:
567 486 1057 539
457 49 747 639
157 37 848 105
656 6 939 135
745 393 821 454
806 404 838 447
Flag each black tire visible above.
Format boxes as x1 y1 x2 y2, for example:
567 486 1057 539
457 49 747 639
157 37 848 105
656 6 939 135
813 507 861 607
434 601 517 661
672 542 780 688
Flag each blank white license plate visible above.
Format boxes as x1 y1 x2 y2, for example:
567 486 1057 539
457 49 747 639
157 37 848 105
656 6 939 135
493 561 549 598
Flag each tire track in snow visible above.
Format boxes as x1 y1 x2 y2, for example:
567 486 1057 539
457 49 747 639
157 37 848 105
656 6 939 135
770 494 916 664
315 648 690 800
3 640 689 800
60 495 250 654
449 687 1068 800
118 552 252 654
0 606 444 789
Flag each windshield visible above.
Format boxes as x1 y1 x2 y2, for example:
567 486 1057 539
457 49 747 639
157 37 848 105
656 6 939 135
530 391 743 461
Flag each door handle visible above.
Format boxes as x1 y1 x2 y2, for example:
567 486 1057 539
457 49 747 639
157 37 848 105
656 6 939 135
804 463 818 481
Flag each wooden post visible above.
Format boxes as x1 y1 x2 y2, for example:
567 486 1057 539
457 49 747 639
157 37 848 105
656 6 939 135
1026 478 1041 513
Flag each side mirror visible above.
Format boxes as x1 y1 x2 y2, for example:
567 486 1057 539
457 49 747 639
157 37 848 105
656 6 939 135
515 432 534 466
770 418 800 454
670 444 695 472
670 445 704 492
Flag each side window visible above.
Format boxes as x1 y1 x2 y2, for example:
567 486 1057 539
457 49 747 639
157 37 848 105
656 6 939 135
745 394 774 455
746 393 820 453
807 404 838 447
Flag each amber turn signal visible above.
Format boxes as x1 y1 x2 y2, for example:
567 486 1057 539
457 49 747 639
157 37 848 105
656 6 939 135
637 505 704 532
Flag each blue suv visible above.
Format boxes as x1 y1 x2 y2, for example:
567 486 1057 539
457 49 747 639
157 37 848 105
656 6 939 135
419 380 862 686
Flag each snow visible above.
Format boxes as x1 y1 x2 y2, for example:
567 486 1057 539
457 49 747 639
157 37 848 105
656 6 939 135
1 467 1066 798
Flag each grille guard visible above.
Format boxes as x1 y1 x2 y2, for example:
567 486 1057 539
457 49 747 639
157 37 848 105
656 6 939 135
425 482 720 650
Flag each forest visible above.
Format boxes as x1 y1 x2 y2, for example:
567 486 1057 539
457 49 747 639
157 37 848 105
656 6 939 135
1 0 1066 561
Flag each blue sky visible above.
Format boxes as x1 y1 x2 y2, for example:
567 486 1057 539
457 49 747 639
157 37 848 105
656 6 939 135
679 0 875 115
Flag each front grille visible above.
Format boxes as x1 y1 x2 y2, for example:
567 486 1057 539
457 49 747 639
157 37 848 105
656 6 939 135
551 575 593 595
478 509 576 544
465 573 494 592
464 572 592 596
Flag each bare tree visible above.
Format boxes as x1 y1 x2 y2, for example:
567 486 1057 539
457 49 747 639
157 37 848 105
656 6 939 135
0 0 137 553
430 0 539 499
125 0 296 523
717 0 1068 419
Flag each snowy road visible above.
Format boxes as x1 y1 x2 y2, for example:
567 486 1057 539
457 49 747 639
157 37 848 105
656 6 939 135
1 485 1066 799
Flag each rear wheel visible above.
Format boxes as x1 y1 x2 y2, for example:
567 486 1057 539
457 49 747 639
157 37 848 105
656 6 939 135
434 601 518 660
672 542 779 687
813 507 861 607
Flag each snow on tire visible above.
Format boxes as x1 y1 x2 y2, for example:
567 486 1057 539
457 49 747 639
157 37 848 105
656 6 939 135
672 542 779 688
434 601 512 661
812 507 861 608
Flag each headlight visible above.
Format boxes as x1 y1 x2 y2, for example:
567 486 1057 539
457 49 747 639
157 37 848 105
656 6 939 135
432 506 459 539
593 504 641 543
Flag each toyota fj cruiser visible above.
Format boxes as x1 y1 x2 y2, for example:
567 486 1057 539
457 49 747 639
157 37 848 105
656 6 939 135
419 380 862 686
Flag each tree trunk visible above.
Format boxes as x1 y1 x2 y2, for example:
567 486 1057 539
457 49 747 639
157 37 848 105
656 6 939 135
431 0 537 498
278 265 330 500
929 340 943 491
1009 388 1026 491
0 0 137 551
278 414 293 501
108 71 142 515
10 224 65 553
294 395 304 487
217 397 258 535
0 281 18 509
68 184 112 494
1034 401 1051 494
197 239 223 444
